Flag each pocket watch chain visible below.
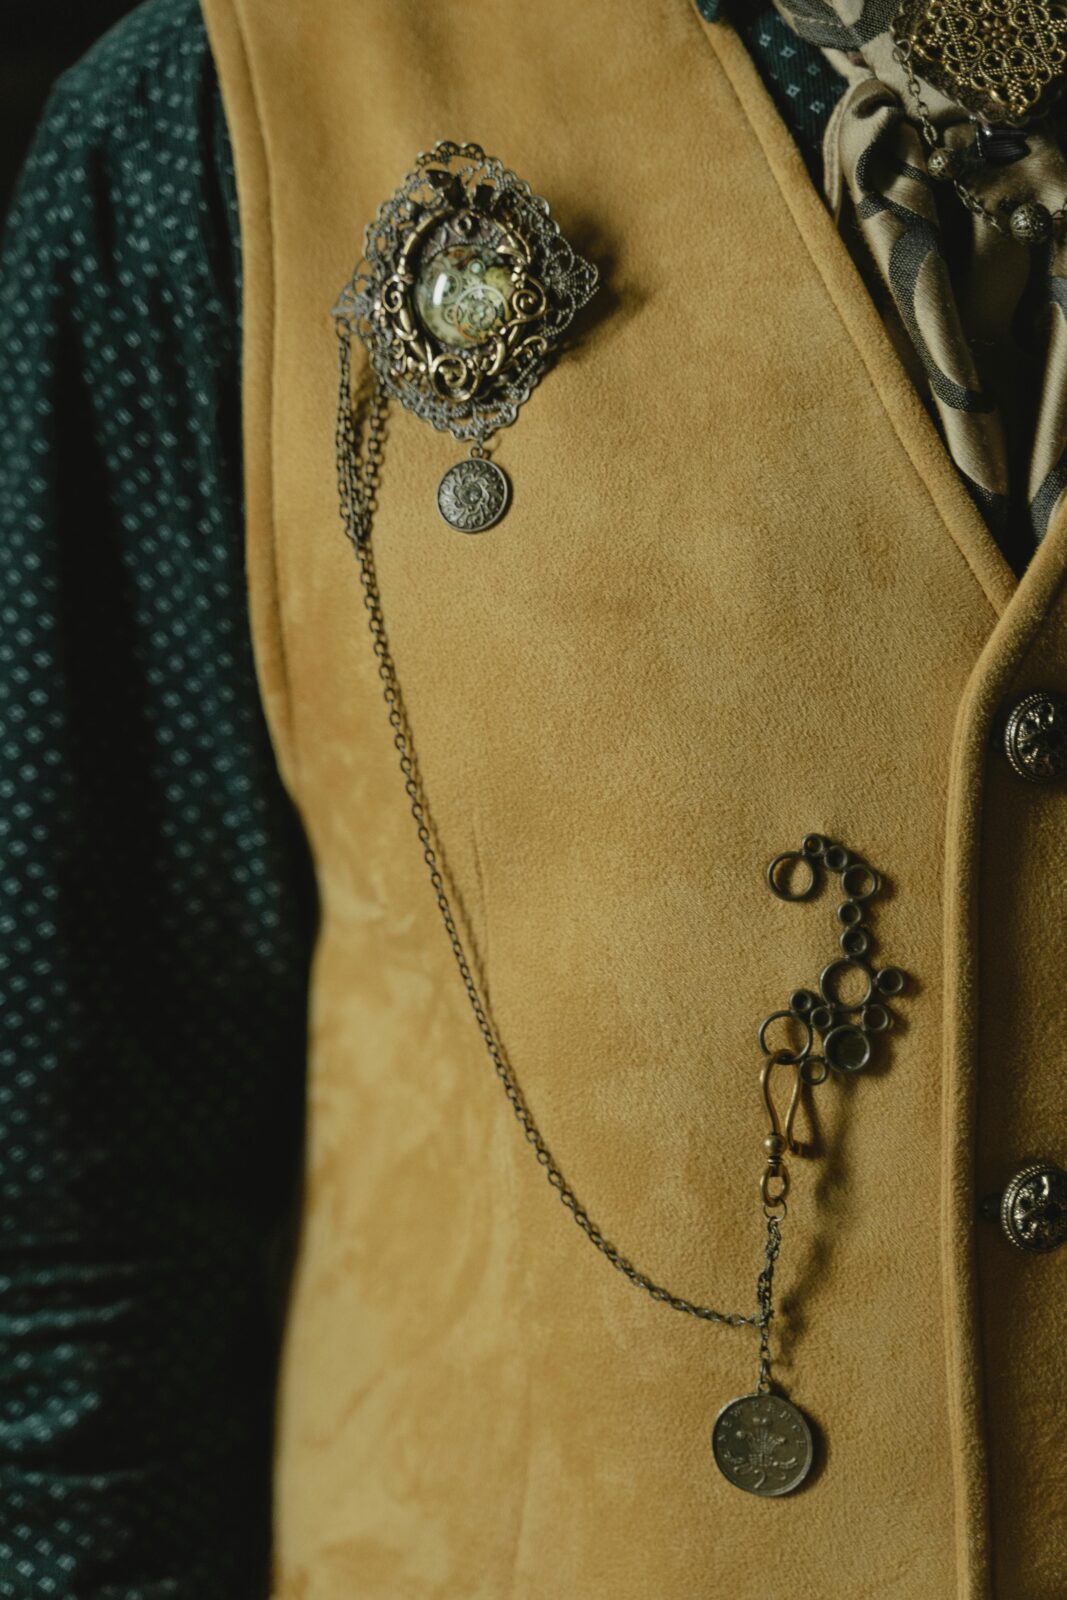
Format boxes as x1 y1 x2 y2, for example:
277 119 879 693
336 332 770 1333
335 336 908 1496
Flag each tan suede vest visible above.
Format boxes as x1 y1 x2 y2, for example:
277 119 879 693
200 1 1067 1594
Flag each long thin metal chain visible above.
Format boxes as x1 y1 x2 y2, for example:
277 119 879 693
334 330 775 1335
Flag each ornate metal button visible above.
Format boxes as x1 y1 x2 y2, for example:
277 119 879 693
1000 1161 1067 1252
1002 689 1067 783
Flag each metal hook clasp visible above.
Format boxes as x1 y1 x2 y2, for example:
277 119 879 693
759 1048 805 1210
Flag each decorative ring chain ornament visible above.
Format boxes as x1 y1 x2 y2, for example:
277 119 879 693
711 834 908 1496
332 140 598 530
332 156 908 1496
890 0 1067 241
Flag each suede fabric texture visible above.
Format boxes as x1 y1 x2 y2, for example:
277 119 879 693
199 0 1067 1594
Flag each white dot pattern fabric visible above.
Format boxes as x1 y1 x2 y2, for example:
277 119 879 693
0 0 317 1592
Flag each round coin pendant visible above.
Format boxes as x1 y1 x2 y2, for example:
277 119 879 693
437 457 510 533
711 1392 815 1497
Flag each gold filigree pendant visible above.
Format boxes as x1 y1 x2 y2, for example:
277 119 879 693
891 0 1067 125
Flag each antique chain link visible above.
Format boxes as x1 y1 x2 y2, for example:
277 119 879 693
335 329 778 1335
755 1214 783 1394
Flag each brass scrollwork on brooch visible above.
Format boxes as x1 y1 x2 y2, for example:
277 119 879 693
334 140 598 446
375 187 550 407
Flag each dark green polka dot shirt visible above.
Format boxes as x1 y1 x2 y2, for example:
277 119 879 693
0 0 843 1592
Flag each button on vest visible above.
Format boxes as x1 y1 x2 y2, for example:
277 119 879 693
997 1161 1067 1253
1002 688 1067 782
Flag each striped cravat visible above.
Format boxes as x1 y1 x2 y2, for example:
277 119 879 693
764 0 1067 575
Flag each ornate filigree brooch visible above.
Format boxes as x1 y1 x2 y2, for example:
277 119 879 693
333 140 598 532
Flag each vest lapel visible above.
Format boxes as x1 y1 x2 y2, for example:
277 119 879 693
698 3 1067 619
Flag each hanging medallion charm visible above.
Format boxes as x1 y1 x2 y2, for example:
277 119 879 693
333 140 598 530
712 1393 815 1498
437 454 510 532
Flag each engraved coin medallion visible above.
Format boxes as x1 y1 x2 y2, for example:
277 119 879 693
437 457 510 532
712 1392 815 1497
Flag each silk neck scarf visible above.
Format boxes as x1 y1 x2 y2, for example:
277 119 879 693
765 0 1067 574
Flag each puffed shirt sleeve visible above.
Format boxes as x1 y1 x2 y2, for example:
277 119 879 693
0 1 317 1593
